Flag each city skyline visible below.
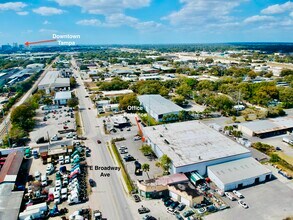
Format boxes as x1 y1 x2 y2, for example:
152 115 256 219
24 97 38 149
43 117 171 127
0 0 293 45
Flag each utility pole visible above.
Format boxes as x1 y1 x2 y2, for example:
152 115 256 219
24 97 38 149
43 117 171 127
2 110 11 148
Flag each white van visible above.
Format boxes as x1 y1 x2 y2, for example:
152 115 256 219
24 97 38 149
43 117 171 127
41 174 47 186
59 155 64 165
66 132 74 138
34 171 41 181
46 163 54 175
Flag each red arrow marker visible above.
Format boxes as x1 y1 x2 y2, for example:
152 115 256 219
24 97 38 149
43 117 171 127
24 39 57 46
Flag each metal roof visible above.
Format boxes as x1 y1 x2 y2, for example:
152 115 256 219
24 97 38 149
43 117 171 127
54 91 72 100
0 183 24 220
0 151 24 184
239 116 293 134
143 121 251 167
138 95 184 116
38 71 60 87
207 157 272 185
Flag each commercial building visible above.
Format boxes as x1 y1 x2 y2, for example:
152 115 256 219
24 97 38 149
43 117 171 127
137 173 188 199
142 121 251 175
138 95 184 122
207 157 272 191
168 182 204 207
0 150 25 220
38 71 70 94
54 91 72 105
238 116 293 138
101 89 133 98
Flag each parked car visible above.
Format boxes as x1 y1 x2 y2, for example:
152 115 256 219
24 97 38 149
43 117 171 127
124 155 135 162
233 190 244 198
182 210 194 218
133 194 141 202
97 140 101 144
167 207 178 215
175 213 184 220
119 149 128 154
170 201 179 209
142 215 156 220
46 163 54 175
215 188 224 196
238 200 249 209
276 147 282 151
164 199 173 207
34 171 41 181
138 206 150 214
176 203 186 211
41 174 47 186
225 192 236 201
119 146 127 150
134 136 142 141
89 179 95 187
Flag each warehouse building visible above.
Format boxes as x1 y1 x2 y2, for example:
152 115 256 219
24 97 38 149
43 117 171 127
138 95 184 122
207 157 272 191
238 116 293 138
38 71 70 94
142 121 251 175
54 91 72 105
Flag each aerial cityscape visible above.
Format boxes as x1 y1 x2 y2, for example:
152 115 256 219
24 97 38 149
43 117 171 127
0 1 293 220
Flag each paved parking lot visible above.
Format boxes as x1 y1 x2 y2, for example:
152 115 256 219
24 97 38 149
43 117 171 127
30 107 76 145
204 180 293 220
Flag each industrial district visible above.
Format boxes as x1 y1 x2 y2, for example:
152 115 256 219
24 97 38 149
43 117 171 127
0 43 293 220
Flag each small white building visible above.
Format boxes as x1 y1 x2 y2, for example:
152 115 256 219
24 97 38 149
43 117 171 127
207 157 272 191
138 95 184 122
54 91 72 105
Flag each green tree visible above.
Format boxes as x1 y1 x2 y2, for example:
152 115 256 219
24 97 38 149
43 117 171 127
10 104 36 131
156 154 172 175
119 94 140 112
70 76 77 88
43 97 53 106
67 97 79 108
142 163 150 179
176 83 192 98
172 95 187 106
140 144 153 156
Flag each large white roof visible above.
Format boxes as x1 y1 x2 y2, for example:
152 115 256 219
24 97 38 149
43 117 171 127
143 121 251 167
207 157 272 184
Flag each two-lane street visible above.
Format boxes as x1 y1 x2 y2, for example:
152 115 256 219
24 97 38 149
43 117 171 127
72 59 134 220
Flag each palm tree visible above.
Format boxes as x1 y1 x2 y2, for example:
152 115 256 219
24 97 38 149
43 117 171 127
142 163 150 179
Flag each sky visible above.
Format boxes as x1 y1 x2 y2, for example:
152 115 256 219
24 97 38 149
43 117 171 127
0 0 293 45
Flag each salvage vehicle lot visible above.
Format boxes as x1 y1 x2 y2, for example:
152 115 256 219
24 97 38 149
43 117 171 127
23 141 91 218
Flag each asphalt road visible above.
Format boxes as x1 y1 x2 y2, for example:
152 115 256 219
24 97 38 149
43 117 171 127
72 58 134 220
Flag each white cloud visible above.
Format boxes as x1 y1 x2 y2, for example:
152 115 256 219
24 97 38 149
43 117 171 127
33 7 65 16
290 11 293 17
0 2 27 11
76 19 102 26
54 0 150 15
16 11 28 15
39 28 58 33
43 20 51 25
163 0 246 29
76 14 162 31
261 1 293 15
244 15 276 23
